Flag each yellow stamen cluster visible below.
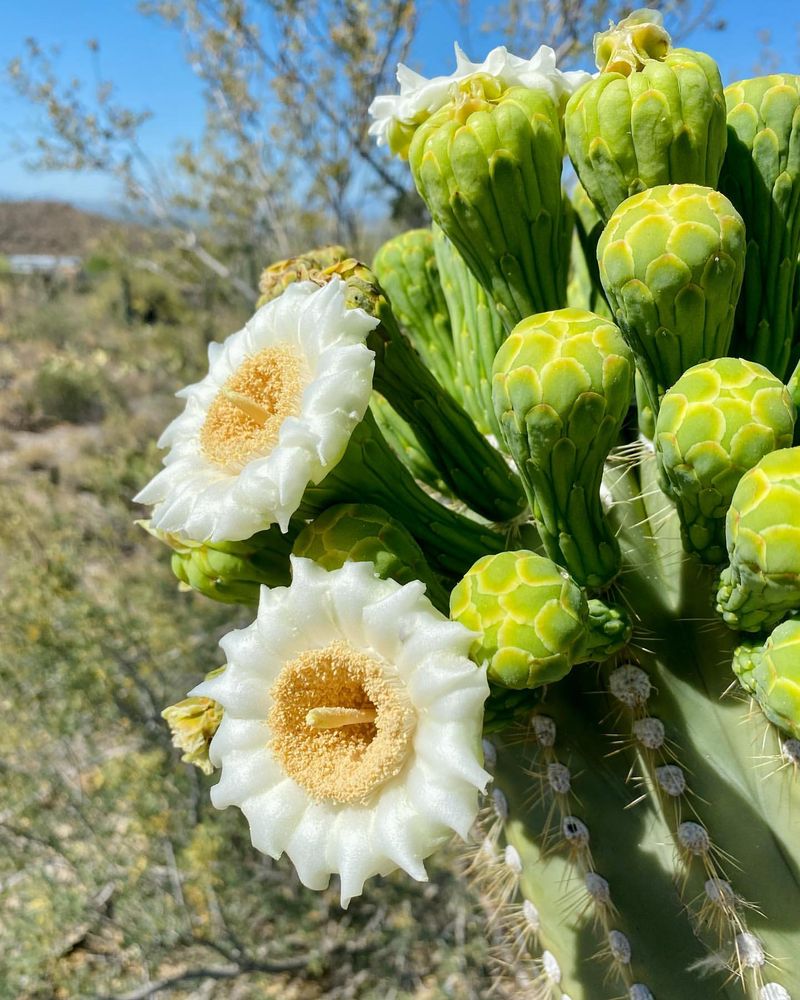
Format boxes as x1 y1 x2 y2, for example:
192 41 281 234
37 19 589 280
269 641 415 805
200 344 309 470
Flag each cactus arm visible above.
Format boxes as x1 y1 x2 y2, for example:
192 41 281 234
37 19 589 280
482 449 800 998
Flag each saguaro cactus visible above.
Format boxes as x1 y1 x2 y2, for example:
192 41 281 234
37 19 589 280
140 9 800 1000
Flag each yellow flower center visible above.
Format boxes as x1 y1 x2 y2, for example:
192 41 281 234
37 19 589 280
200 343 309 470
268 641 415 805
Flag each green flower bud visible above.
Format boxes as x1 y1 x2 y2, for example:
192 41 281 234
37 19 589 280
716 447 800 631
432 226 506 439
450 550 589 689
656 358 796 563
733 619 800 738
565 12 727 222
718 75 800 379
141 521 294 605
317 259 526 523
584 598 633 659
450 550 628 690
408 79 571 330
257 246 348 307
369 392 449 496
162 669 225 775
292 503 450 613
372 229 457 396
492 308 635 588
598 184 746 414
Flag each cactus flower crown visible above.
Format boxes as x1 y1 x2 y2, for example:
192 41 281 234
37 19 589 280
142 7 800 998
368 42 590 156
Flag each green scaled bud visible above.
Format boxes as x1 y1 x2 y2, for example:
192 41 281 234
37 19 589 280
256 246 348 307
716 447 800 632
598 184 746 415
408 79 571 330
162 668 225 775
372 229 457 397
450 550 627 690
584 597 633 658
450 550 588 690
140 521 294 605
432 226 506 439
733 619 800 738
565 10 727 222
292 503 449 614
718 75 800 379
656 358 796 564
493 308 635 589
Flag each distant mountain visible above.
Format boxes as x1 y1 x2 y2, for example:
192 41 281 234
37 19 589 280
0 200 128 256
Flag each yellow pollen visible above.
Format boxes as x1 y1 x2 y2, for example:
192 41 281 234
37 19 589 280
200 343 309 471
268 641 415 805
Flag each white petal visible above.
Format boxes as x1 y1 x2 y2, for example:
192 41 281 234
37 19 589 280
240 779 308 857
208 716 267 759
414 721 490 791
372 783 430 882
135 277 375 542
284 802 338 891
405 760 480 841
361 581 428 661
210 747 282 808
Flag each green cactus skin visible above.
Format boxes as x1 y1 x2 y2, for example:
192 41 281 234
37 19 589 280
372 229 458 397
292 502 450 614
733 619 800 739
327 259 527 523
408 79 572 331
598 183 746 416
716 447 800 632
478 451 800 999
493 308 635 589
450 549 631 690
369 391 450 496
656 358 796 564
718 75 800 380
432 226 507 440
142 522 296 605
565 17 727 223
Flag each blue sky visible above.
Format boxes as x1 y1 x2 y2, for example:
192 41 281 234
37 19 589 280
0 0 798 208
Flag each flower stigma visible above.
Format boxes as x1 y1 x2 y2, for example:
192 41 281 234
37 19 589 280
200 343 310 470
269 641 415 805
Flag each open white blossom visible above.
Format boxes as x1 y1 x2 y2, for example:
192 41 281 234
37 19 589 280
369 42 591 149
191 557 491 906
134 278 377 541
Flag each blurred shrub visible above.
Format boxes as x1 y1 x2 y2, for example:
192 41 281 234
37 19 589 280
30 355 116 424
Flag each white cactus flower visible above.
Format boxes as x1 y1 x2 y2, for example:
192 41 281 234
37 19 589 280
134 278 377 541
369 42 591 151
190 557 490 907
